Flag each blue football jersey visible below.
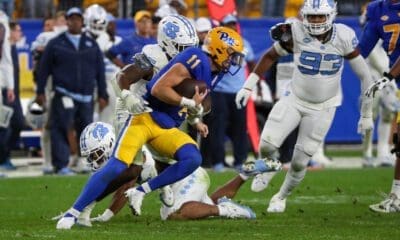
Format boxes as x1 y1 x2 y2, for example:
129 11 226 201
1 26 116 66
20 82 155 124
359 0 400 67
145 47 223 129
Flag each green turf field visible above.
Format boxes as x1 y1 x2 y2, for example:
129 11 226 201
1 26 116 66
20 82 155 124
1 168 400 240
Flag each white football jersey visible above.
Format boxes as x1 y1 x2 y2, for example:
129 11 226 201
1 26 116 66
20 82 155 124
129 44 169 98
280 21 358 107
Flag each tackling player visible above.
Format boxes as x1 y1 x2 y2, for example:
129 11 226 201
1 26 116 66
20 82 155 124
235 0 374 212
56 23 261 230
361 0 400 213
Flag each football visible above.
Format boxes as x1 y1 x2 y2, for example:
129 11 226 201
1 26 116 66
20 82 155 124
174 78 211 113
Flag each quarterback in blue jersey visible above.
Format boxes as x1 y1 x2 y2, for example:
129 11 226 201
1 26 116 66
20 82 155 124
360 0 400 213
56 26 246 229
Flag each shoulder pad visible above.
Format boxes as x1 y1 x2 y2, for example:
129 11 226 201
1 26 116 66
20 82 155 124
270 23 292 43
132 52 153 72
142 44 169 73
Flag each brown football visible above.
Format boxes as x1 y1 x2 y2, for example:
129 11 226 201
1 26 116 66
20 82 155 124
173 78 211 113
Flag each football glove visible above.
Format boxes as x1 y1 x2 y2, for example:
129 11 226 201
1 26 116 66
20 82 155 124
365 72 395 97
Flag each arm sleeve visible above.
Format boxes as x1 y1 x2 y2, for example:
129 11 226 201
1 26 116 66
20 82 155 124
349 55 373 117
36 40 53 94
0 22 13 90
96 45 108 100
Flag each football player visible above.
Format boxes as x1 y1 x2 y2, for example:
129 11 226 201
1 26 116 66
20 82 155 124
359 4 399 168
55 15 201 229
84 4 122 125
74 121 257 222
235 0 374 213
56 19 254 229
361 0 400 213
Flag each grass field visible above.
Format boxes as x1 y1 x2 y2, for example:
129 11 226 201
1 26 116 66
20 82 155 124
1 168 400 240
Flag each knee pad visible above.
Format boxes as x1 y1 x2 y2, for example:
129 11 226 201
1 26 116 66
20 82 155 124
291 144 311 172
259 139 279 160
175 144 202 173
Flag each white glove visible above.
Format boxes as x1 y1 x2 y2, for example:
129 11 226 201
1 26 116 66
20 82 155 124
91 209 114 222
235 88 252 109
188 104 204 117
365 72 394 97
357 116 374 135
121 89 152 114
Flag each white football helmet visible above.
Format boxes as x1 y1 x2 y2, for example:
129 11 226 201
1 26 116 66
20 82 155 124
301 0 337 35
84 4 108 36
25 100 46 129
80 122 115 171
157 14 199 59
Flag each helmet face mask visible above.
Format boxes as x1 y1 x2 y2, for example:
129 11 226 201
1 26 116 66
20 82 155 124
301 0 337 36
157 15 199 58
80 122 115 172
202 26 244 75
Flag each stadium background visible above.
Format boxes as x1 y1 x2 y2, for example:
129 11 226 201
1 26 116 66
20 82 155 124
16 17 367 144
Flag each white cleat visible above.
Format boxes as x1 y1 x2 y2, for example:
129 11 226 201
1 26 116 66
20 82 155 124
217 197 256 219
251 172 272 192
267 193 286 213
56 216 76 230
242 158 282 176
160 186 174 207
370 193 400 213
125 188 145 216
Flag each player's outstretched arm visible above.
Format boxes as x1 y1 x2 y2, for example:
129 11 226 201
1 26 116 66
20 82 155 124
210 175 246 203
235 46 281 109
346 49 374 135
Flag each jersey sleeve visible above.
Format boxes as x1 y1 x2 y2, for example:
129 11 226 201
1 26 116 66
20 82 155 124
338 24 359 56
358 3 380 58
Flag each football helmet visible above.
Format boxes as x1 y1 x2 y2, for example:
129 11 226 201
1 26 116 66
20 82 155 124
202 26 244 75
25 100 46 129
301 0 337 35
157 14 199 59
84 4 108 36
79 122 115 171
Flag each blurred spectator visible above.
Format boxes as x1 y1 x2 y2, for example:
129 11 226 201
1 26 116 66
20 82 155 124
0 21 24 170
42 16 54 32
195 17 212 45
155 0 187 18
31 11 67 174
0 10 15 170
263 0 286 17
208 14 255 172
106 10 155 68
35 7 108 175
0 0 14 17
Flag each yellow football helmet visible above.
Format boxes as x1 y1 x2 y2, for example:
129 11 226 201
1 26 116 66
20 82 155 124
202 26 244 75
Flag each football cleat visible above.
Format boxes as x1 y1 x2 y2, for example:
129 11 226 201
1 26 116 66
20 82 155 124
56 216 76 229
217 197 256 219
125 188 145 216
241 158 282 176
370 193 400 213
160 186 174 207
267 193 286 213
55 208 80 229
